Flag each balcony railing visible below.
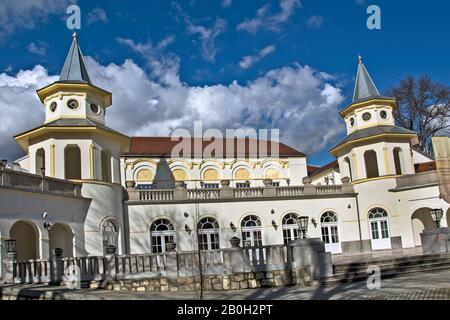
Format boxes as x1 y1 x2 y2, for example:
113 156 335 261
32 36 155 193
127 179 355 203
0 168 82 198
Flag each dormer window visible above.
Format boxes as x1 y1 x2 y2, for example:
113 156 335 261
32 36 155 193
49 102 57 113
362 112 372 121
67 99 79 110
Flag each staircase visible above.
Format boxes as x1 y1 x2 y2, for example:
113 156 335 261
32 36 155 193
319 253 450 285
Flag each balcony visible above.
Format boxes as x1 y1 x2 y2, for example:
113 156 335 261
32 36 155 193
0 167 82 198
391 170 438 192
126 178 356 203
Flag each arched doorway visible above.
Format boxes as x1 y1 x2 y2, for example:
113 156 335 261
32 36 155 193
321 211 342 254
65 145 81 180
197 217 220 250
150 219 175 253
10 221 39 260
411 208 435 246
49 223 74 257
368 208 391 250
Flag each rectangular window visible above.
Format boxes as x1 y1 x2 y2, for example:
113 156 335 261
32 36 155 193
272 182 280 187
137 184 155 190
203 183 220 189
236 182 251 188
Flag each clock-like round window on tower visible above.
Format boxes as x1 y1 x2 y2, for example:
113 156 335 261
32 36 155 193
67 99 79 110
49 102 57 113
380 110 387 119
362 112 372 121
90 103 100 114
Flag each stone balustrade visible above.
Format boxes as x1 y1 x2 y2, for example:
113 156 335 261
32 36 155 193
126 178 355 203
0 167 82 198
2 239 333 292
393 170 438 191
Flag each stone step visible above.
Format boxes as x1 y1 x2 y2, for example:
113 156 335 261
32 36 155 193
333 255 450 273
320 260 450 285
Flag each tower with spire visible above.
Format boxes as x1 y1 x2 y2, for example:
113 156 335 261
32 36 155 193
14 33 129 182
330 56 419 182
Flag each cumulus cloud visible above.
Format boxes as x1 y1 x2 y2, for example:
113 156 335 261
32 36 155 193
0 0 73 40
239 45 276 69
221 0 233 8
27 41 49 56
0 55 345 161
306 15 324 29
87 8 108 25
237 0 301 34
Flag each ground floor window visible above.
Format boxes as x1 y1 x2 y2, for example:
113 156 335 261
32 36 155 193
150 219 176 253
197 217 220 250
282 213 301 244
320 211 339 244
102 219 119 253
241 215 263 247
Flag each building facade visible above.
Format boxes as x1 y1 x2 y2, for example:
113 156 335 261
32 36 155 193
1 35 448 277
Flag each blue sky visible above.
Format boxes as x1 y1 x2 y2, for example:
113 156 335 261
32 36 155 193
0 0 449 165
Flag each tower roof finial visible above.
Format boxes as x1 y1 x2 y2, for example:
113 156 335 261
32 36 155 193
59 32 91 83
352 56 381 103
358 54 363 64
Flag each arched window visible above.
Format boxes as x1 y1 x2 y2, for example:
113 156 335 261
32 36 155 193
197 217 220 250
235 168 251 180
264 168 281 180
35 148 45 175
368 208 390 250
364 150 379 179
150 219 176 253
102 219 119 253
320 212 341 253
241 215 263 247
65 145 81 180
136 168 154 182
101 150 111 182
393 148 403 175
282 213 300 244
344 157 353 181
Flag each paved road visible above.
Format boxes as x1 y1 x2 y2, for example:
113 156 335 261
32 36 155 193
3 269 449 300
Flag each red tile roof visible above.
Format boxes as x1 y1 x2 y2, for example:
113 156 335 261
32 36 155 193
310 160 339 177
414 161 436 173
125 137 305 158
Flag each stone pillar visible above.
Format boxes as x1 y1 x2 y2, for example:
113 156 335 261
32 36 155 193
104 253 117 282
290 238 333 280
262 179 277 197
219 180 234 199
421 228 450 254
174 182 188 201
51 248 64 285
3 252 17 284
228 237 250 273
341 177 354 193
165 252 178 278
302 177 317 196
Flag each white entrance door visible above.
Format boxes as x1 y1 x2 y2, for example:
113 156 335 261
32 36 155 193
321 225 342 254
370 219 391 250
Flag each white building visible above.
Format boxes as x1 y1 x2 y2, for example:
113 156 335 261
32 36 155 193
1 36 448 277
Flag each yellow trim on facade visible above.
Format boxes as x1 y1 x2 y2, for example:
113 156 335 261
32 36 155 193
45 115 104 125
330 133 417 156
348 121 395 132
90 144 95 179
383 146 390 175
339 98 397 118
50 144 55 177
37 82 112 106
352 153 359 180
352 175 401 185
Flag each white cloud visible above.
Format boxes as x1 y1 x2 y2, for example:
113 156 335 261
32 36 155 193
87 8 108 25
306 15 324 29
239 45 276 69
0 0 72 39
0 55 345 161
237 0 301 34
27 41 49 56
222 0 233 8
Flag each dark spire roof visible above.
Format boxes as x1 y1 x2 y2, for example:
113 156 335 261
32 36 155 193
59 32 91 83
352 55 382 103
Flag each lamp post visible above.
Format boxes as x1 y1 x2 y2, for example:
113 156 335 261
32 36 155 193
430 209 444 229
296 216 309 239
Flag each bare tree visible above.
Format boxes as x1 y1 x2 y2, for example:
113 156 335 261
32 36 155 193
387 76 450 156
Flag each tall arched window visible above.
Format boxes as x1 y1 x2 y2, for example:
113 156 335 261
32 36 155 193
150 219 176 253
344 157 353 181
101 150 111 182
241 215 263 247
393 148 403 175
197 217 220 250
282 213 300 244
102 219 119 253
364 150 379 179
320 211 341 254
65 145 81 180
35 148 45 175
